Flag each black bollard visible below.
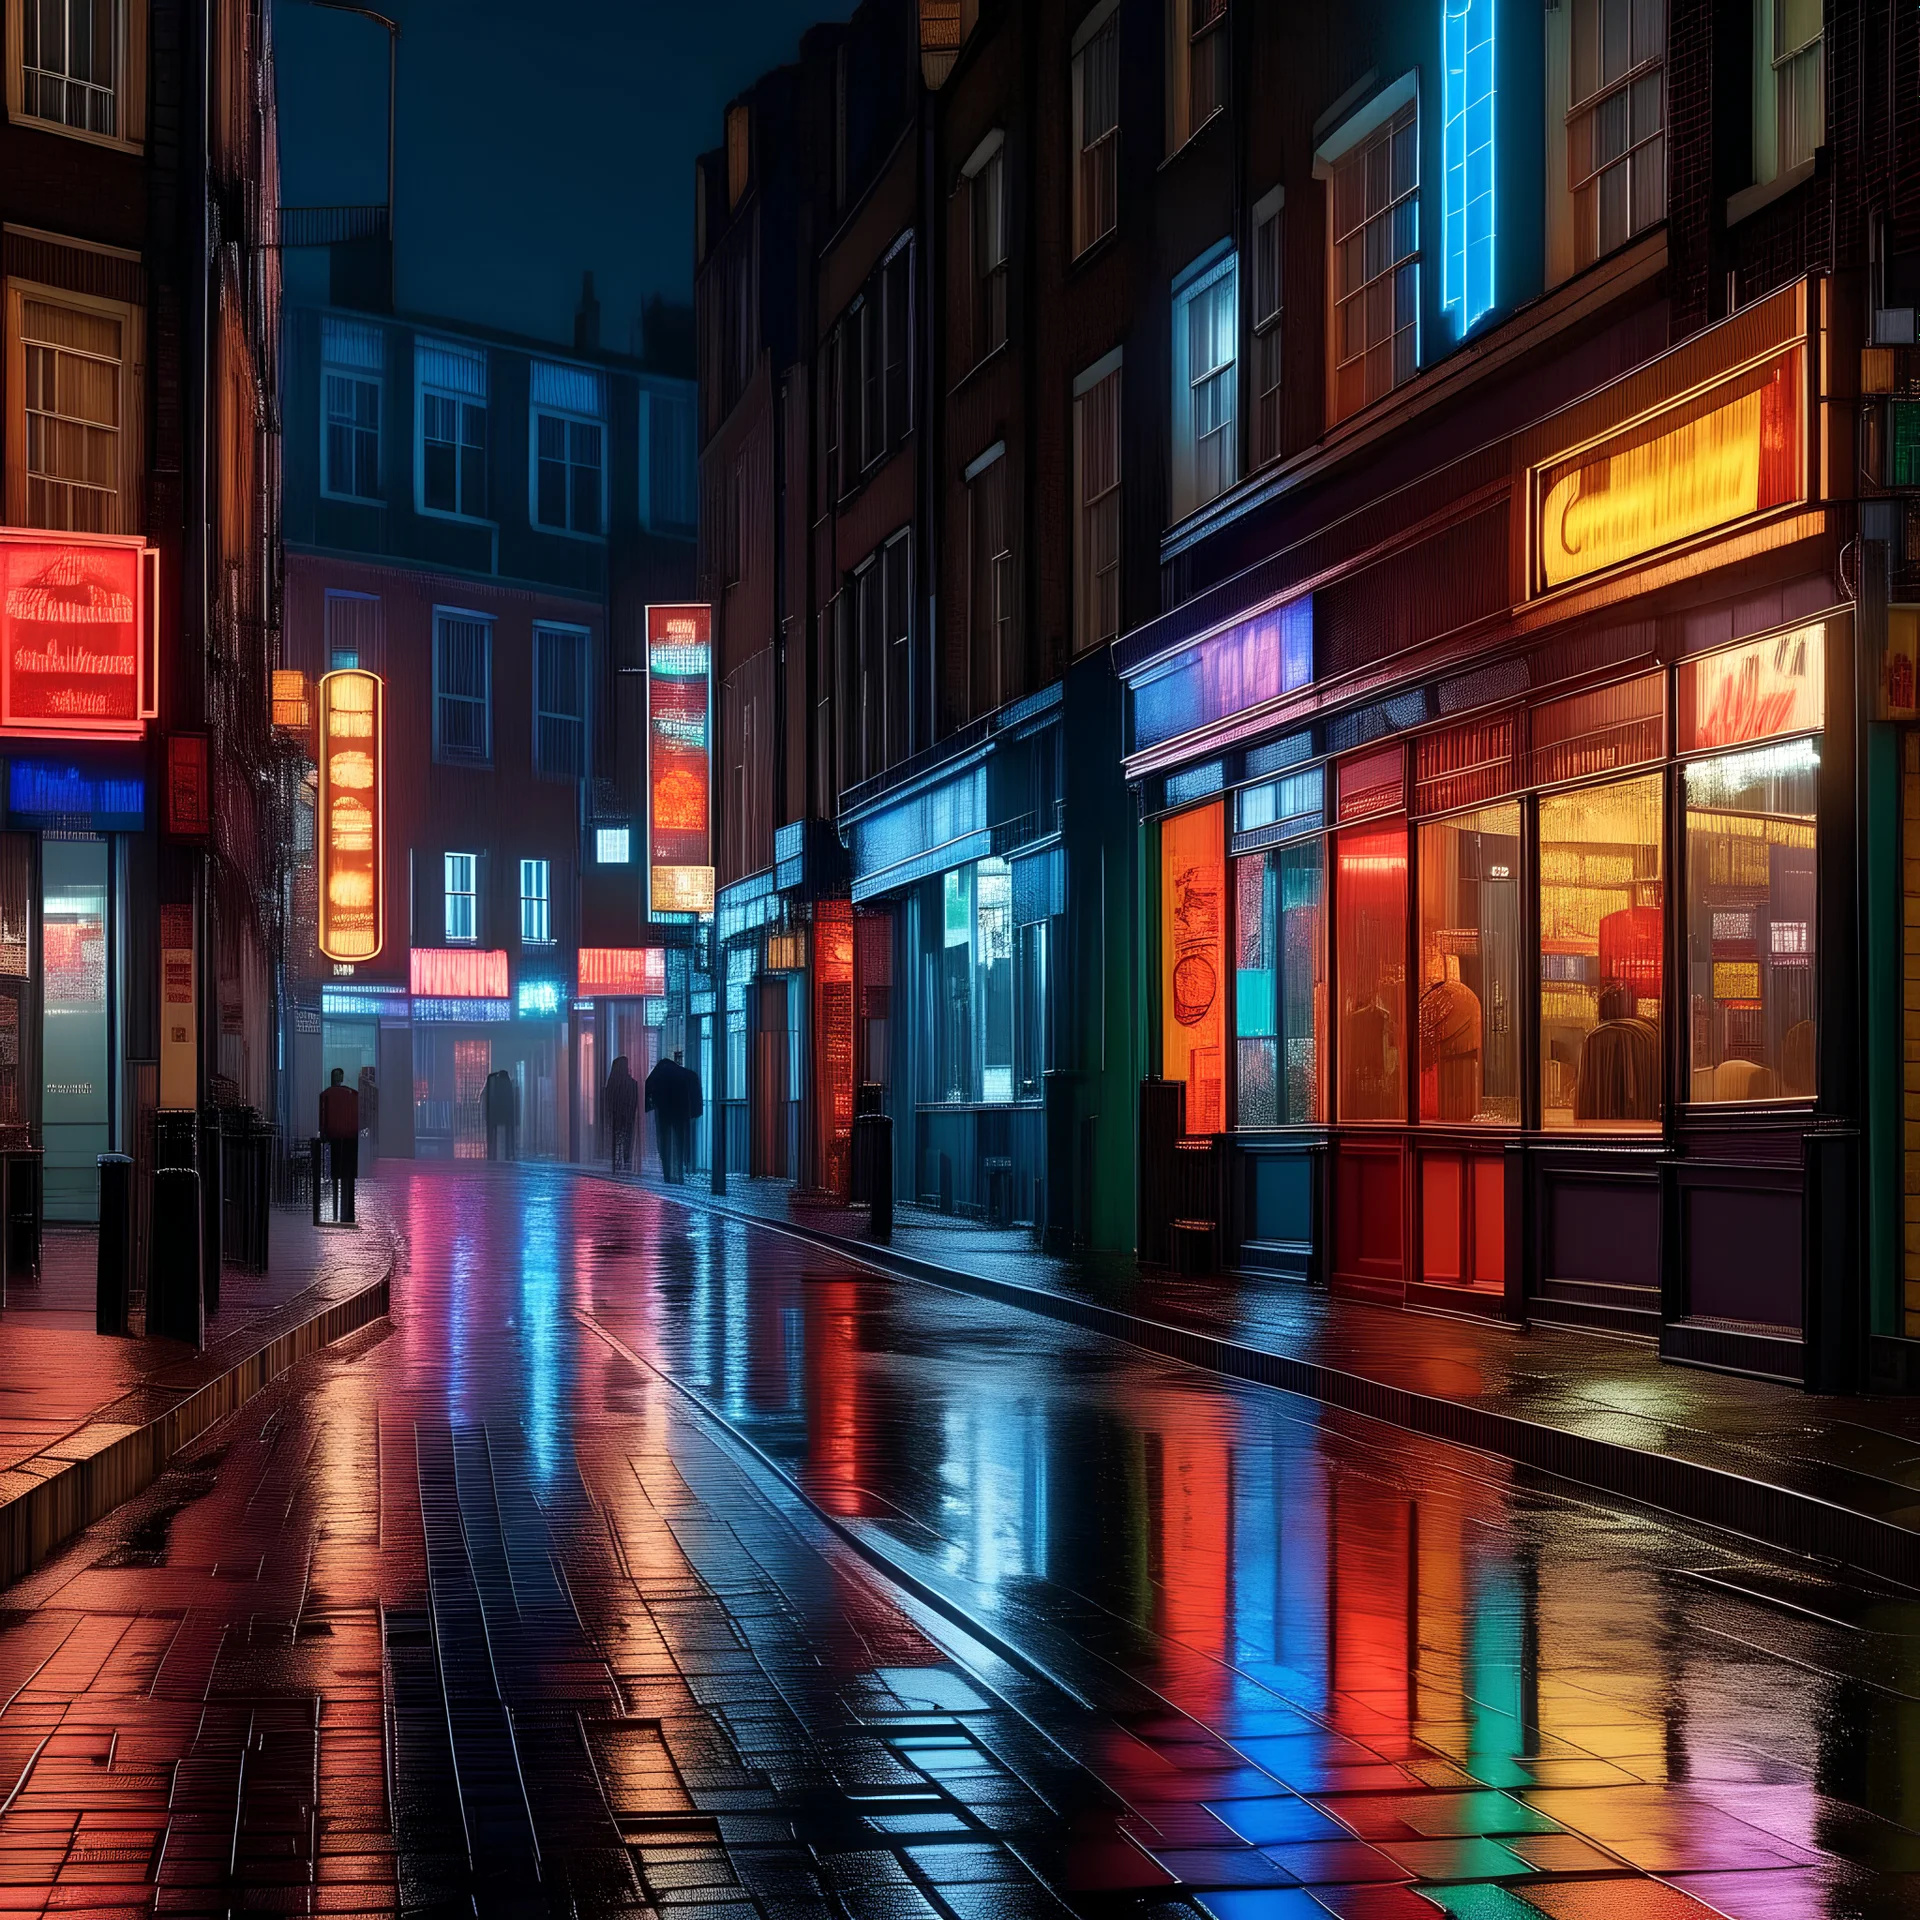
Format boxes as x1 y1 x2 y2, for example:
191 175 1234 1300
199 1110 221 1317
148 1166 204 1346
95 1155 132 1336
856 1111 893 1243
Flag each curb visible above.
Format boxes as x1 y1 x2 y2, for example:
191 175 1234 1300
0 1253 393 1589
602 1172 1920 1587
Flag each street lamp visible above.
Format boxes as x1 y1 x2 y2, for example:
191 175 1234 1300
293 0 400 276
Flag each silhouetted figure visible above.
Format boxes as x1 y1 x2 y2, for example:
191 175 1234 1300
644 1052 685 1183
605 1055 639 1171
668 1048 702 1183
484 1069 517 1160
319 1067 360 1224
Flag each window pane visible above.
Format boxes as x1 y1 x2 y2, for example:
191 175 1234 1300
1684 739 1817 1101
1235 837 1325 1127
1417 803 1522 1123
1162 802 1226 1135
977 856 1014 1103
928 865 974 1103
1539 772 1663 1129
1336 821 1408 1121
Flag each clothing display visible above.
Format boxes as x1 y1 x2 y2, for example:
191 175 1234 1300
1573 1016 1660 1122
1419 974 1483 1122
1598 902 1662 998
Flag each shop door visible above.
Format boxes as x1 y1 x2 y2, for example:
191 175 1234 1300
751 979 789 1178
42 838 110 1221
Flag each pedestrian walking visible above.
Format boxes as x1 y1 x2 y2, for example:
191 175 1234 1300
668 1048 702 1184
644 1051 681 1183
319 1067 360 1224
484 1068 517 1161
605 1055 639 1171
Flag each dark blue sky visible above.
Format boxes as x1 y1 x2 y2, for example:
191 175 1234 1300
274 0 852 347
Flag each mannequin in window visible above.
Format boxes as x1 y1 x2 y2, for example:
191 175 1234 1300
1598 881 1662 1006
1419 950 1482 1122
1574 981 1660 1122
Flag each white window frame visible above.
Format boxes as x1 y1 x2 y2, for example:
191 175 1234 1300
1743 0 1822 200
444 852 478 945
8 0 146 152
528 361 608 541
1557 0 1667 274
519 858 552 946
415 338 489 522
532 621 591 781
432 607 493 766
1073 350 1122 654
1169 246 1238 523
1072 1 1120 258
321 318 384 504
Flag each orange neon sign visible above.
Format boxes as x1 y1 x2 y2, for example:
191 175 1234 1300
577 947 667 996
318 669 384 962
646 603 715 916
0 531 157 735
1534 349 1803 593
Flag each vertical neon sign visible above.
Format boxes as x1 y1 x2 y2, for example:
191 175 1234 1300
1442 0 1496 334
646 604 715 915
318 669 384 962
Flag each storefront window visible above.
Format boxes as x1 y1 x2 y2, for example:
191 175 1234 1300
1234 838 1325 1126
978 858 1014 1101
923 856 1041 1106
1417 803 1522 1123
1335 822 1408 1121
1539 773 1663 1129
931 864 975 1103
1684 738 1817 1100
1161 801 1226 1134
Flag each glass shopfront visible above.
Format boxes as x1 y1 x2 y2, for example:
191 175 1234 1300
1334 821 1408 1123
921 855 1050 1109
1161 803 1227 1135
1234 837 1325 1126
1417 803 1521 1124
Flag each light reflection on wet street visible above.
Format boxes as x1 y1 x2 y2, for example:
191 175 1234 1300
2 1161 1916 1917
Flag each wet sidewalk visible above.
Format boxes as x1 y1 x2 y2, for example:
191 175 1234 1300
0 1187 395 1586
600 1165 1920 1585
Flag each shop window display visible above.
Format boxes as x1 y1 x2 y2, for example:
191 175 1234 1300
1162 802 1226 1135
1684 739 1817 1101
1417 803 1521 1123
1335 822 1408 1121
1538 773 1663 1128
1234 838 1326 1127
923 856 1037 1106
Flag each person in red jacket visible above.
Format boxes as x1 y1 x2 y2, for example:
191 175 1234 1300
319 1067 360 1224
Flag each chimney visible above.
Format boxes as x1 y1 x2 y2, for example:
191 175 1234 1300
574 271 601 352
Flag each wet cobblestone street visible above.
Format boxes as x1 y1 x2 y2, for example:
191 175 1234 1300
2 1163 1916 1918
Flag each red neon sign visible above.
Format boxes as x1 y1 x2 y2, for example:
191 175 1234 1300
577 947 667 996
646 604 714 915
410 947 508 998
0 532 156 736
319 670 384 962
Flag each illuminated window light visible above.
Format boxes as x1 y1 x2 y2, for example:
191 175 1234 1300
517 979 566 1017
577 947 667 996
412 995 512 1023
1441 0 1496 334
409 947 509 997
596 825 631 865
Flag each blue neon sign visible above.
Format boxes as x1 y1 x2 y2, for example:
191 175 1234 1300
1442 0 1496 335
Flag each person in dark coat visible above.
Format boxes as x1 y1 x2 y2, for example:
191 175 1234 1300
319 1067 360 1224
605 1055 639 1171
484 1068 517 1160
668 1048 702 1183
644 1051 680 1182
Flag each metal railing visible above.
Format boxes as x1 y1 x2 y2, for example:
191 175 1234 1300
277 203 390 248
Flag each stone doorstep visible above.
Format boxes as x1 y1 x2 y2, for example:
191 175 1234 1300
0 1261 394 1591
613 1173 1920 1590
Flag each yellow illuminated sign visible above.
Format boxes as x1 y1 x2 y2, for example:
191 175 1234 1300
318 669 384 962
1535 350 1802 592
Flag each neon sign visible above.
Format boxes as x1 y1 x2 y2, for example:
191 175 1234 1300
517 979 567 1016
0 532 157 735
410 948 508 998
1678 626 1825 753
1535 350 1802 592
318 670 385 962
577 947 667 996
1441 0 1495 334
646 604 715 915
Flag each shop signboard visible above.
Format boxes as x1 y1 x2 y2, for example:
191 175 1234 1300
578 947 667 996
645 604 714 915
1531 346 1805 594
409 948 509 998
318 670 384 963
160 901 196 1110
0 532 157 735
1677 625 1825 753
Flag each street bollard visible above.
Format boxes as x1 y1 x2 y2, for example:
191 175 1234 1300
311 1136 324 1225
199 1110 222 1318
148 1166 204 1347
95 1155 132 1336
855 1111 893 1243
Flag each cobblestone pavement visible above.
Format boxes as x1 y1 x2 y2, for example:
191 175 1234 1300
0 1162 1915 1917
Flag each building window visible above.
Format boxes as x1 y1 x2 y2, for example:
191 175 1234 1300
1171 253 1237 521
322 317 382 502
1072 10 1120 257
883 244 912 449
1168 0 1227 153
444 852 478 944
1417 802 1522 1123
530 361 606 536
18 0 126 139
1335 820 1409 1122
13 289 138 532
1250 191 1283 466
1441 0 1496 335
418 339 487 518
1235 836 1325 1126
596 826 630 865
1073 357 1121 653
1162 802 1226 1134
1539 772 1663 1130
922 856 1044 1109
1565 0 1665 272
966 447 1014 714
1328 99 1419 426
884 532 912 768
433 611 492 764
324 590 381 676
1754 0 1823 187
533 624 589 780
520 859 551 945
967 139 1008 361
645 389 697 533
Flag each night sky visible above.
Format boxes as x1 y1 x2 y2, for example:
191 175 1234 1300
273 0 853 348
